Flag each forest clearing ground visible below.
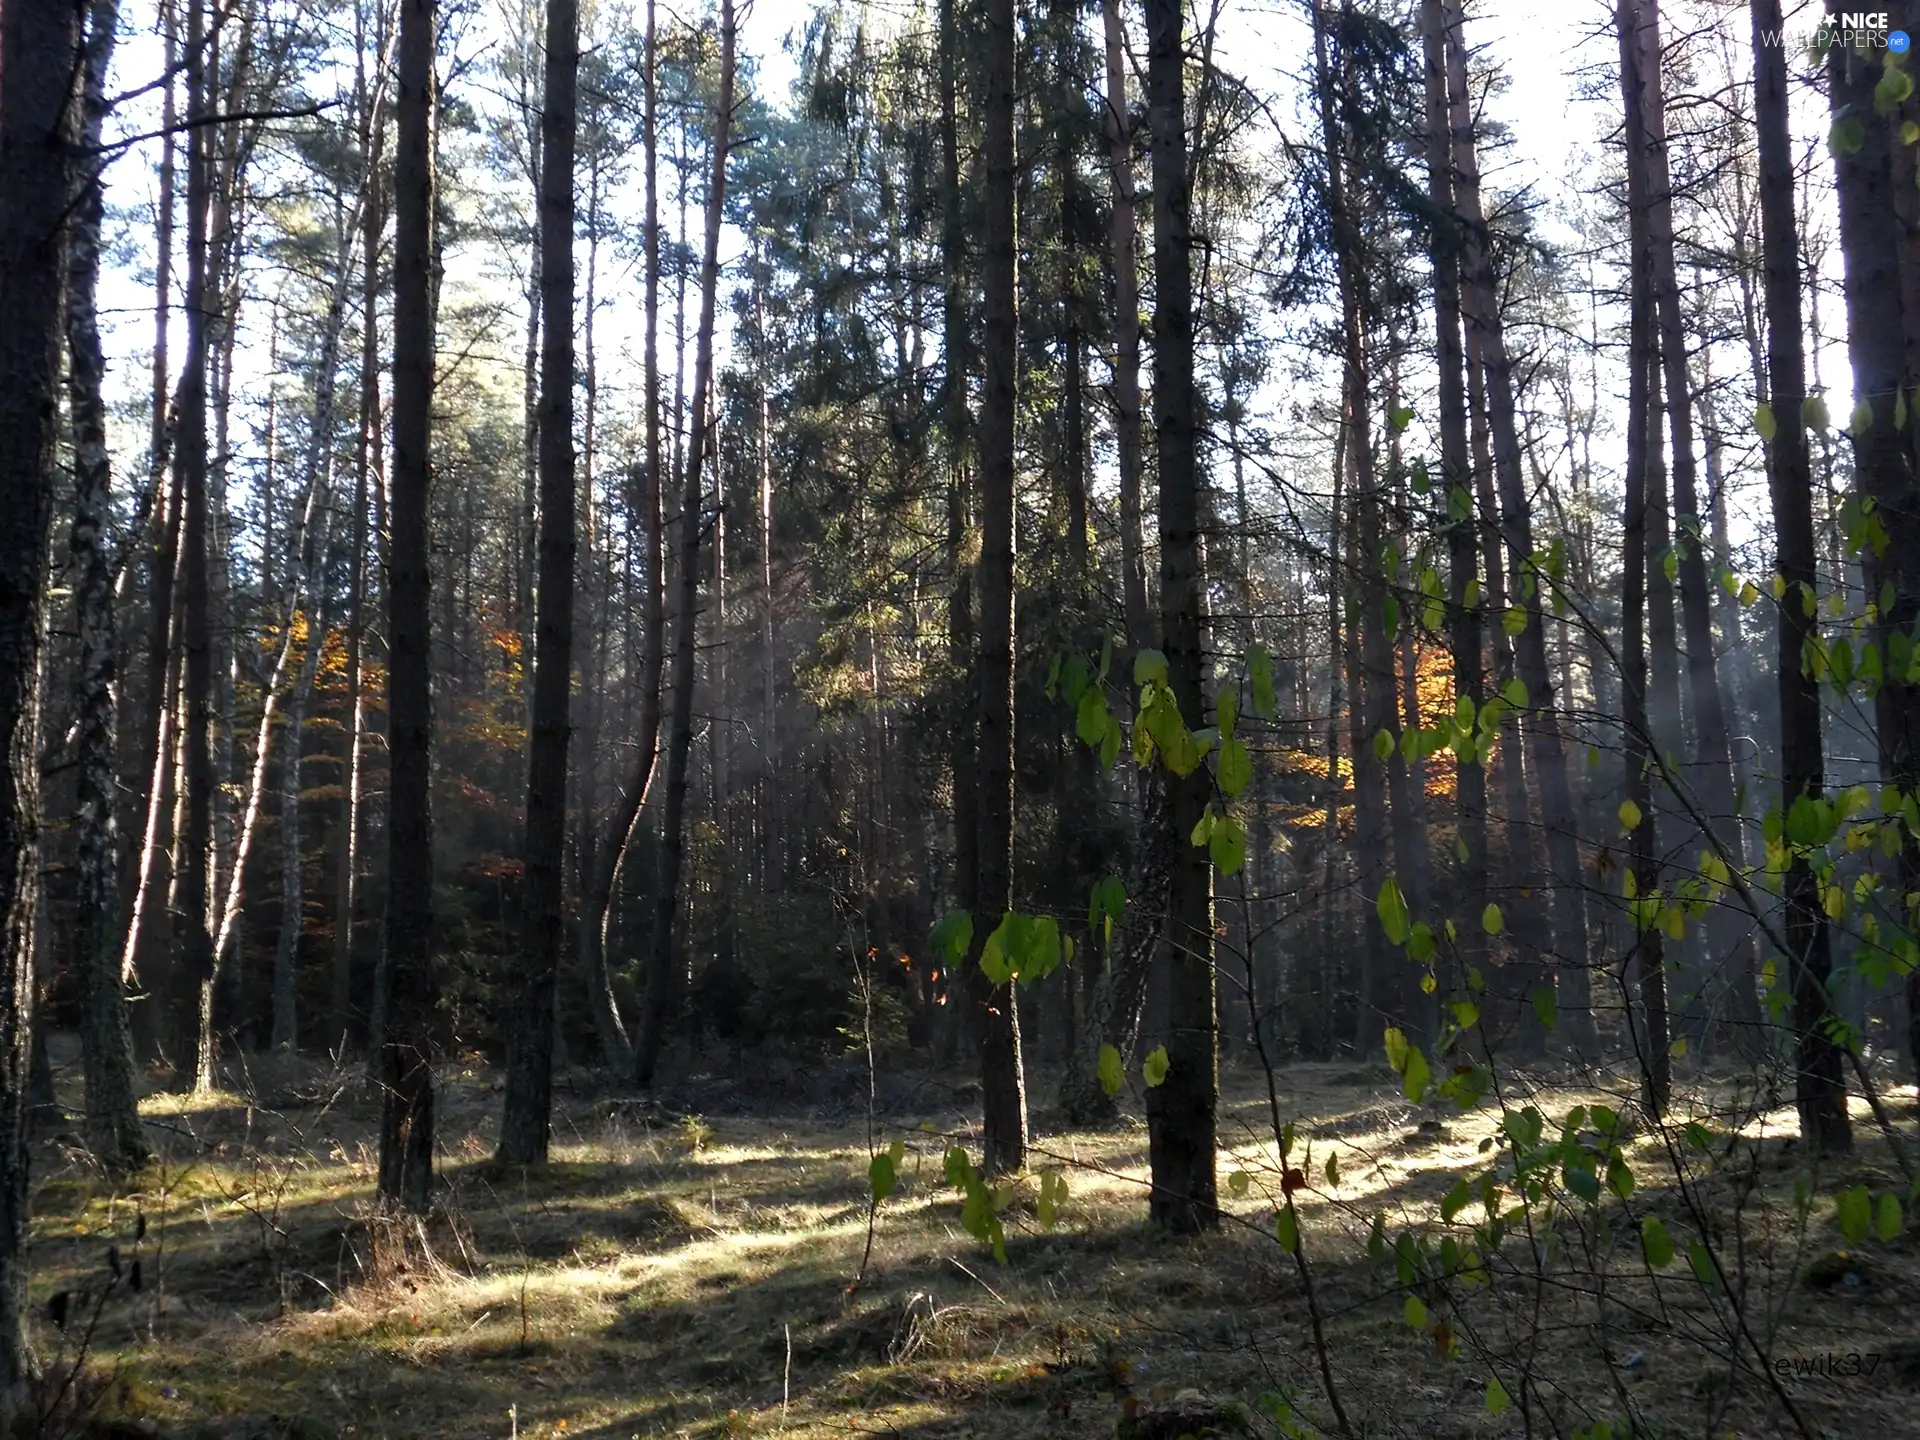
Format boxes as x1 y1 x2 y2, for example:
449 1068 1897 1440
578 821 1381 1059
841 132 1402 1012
22 1051 1920 1440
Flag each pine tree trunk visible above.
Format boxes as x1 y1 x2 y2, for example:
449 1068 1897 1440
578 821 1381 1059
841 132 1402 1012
1828 16 1920 1089
1144 0 1217 1233
499 0 577 1162
0 0 84 1388
67 0 154 1173
380 0 442 1212
634 0 735 1090
1618 3 1671 1112
1749 0 1849 1152
1102 0 1151 653
1446 0 1594 1056
1420 0 1485 991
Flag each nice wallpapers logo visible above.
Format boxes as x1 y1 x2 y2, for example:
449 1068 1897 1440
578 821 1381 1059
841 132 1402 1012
1761 11 1913 51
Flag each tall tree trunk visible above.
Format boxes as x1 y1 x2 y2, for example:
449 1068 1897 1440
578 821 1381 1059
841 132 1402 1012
1446 0 1594 1056
1623 0 1761 1049
68 0 154 1173
1102 0 1151 653
380 0 441 1212
1749 0 1849 1152
1420 0 1485 991
1828 11 1920 1088
1618 5 1671 1113
634 0 735 1089
180 0 220 1092
500 0 577 1162
0 0 83 1387
1144 0 1217 1233
970 0 1029 1176
938 0 979 1076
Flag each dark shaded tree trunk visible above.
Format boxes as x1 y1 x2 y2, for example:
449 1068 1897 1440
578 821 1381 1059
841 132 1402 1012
1102 0 1151 654
1144 0 1217 1233
1828 12 1920 1086
499 0 578 1163
69 0 153 1174
634 0 735 1090
1749 0 1849 1152
0 0 84 1387
1617 8 1671 1113
1446 0 1594 1056
970 0 1028 1176
1420 0 1485 991
379 0 442 1212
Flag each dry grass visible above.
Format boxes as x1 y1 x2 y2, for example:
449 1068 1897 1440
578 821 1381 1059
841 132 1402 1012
22 1051 1920 1439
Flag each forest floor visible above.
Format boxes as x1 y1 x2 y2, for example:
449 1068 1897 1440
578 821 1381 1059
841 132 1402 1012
22 1044 1920 1440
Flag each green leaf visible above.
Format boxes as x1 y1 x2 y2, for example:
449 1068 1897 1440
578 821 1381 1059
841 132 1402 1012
1662 548 1680 584
1407 922 1436 963
1830 113 1866 156
1607 1158 1635 1201
1441 1180 1471 1222
1382 594 1401 636
1217 736 1253 798
1669 1036 1688 1059
1075 687 1110 749
1688 1239 1716 1286
1367 1212 1386 1259
1142 1045 1170 1088
1388 403 1415 434
1209 815 1247 877
1088 874 1126 945
1324 1152 1340 1188
1877 1192 1904 1242
869 1151 898 1203
1804 395 1831 433
931 908 974 964
1641 1216 1675 1268
1754 402 1777 441
1377 877 1411 946
1486 1377 1510 1418
1853 398 1876 438
1532 984 1558 1032
1228 1169 1250 1197
1402 1046 1432 1103
1276 1205 1299 1254
1502 606 1529 637
1839 1185 1872 1245
1482 902 1504 936
1134 648 1168 686
1384 1026 1410 1075
1248 643 1278 719
1451 999 1480 1030
1877 63 1914 114
1097 1043 1125 1097
1501 677 1527 709
1371 727 1396 763
1216 685 1238 741
1403 1294 1428 1329
1619 799 1642 832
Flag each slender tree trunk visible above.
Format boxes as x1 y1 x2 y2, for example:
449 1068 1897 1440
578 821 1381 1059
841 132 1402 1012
380 0 441 1212
1750 0 1849 1152
0 0 83 1387
179 0 221 1091
1143 0 1217 1233
1421 0 1485 990
969 0 1029 1176
68 0 154 1173
1103 0 1151 652
634 0 735 1090
1446 0 1594 1056
1618 8 1671 1112
499 0 577 1162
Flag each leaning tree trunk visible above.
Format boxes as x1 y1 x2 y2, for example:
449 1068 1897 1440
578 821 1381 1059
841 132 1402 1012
1447 0 1594 1057
68 0 154 1173
1749 0 1849 1152
498 0 577 1164
1143 0 1217 1234
1625 0 1762 1050
0 0 84 1389
634 0 735 1090
379 0 441 1213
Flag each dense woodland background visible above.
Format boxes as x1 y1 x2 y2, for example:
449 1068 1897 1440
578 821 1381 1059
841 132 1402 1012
2 0 1920 1431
